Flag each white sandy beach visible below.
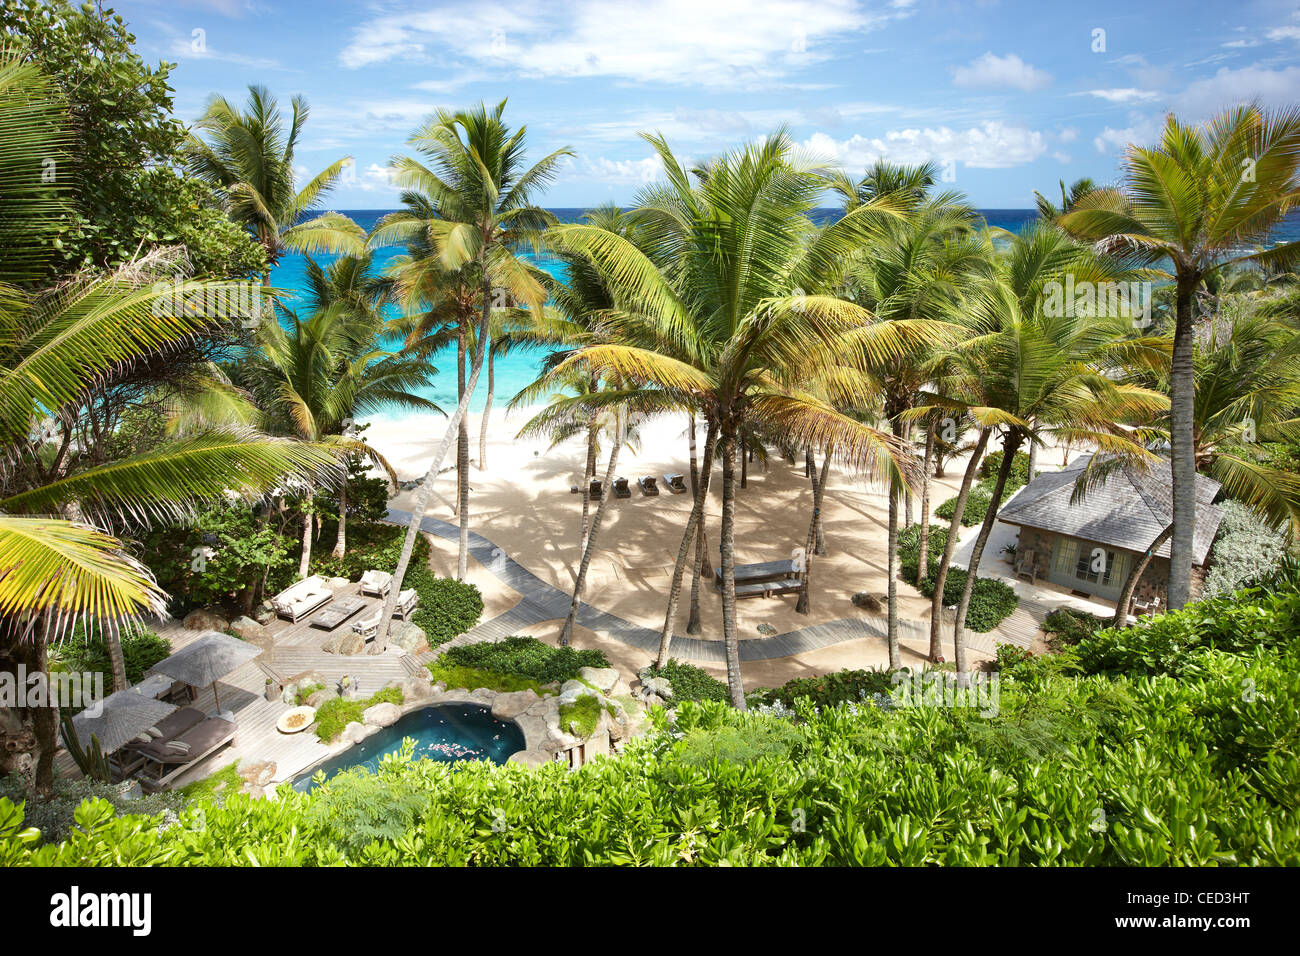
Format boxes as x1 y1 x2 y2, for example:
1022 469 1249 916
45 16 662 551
369 404 1097 689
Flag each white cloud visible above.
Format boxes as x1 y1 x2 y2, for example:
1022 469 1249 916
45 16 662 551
1051 151 1071 164
1079 88 1159 103
571 155 667 186
1058 127 1080 143
804 121 1048 170
1266 25 1300 41
1175 65 1300 112
1093 115 1163 154
1222 38 1260 48
950 52 1051 91
340 1 914 87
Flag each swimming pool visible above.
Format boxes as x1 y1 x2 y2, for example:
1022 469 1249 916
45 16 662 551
292 703 526 792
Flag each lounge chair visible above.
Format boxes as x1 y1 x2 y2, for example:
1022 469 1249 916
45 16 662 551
352 611 381 641
271 574 333 622
1014 550 1038 585
639 476 660 496
359 569 393 598
588 478 603 497
394 588 420 621
614 476 631 499
136 715 238 792
664 473 688 494
111 706 206 780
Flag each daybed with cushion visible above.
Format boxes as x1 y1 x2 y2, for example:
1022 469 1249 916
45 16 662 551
136 715 238 793
271 574 333 622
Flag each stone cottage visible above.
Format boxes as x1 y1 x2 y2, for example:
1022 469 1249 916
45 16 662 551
996 453 1225 610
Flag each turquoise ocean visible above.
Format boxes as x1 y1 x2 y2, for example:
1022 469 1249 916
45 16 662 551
270 208 1300 419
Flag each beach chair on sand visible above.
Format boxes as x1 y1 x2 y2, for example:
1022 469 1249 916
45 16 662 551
588 478 603 497
639 476 660 496
664 473 688 494
614 477 631 499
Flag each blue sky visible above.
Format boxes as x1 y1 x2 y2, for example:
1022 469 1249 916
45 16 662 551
116 0 1300 208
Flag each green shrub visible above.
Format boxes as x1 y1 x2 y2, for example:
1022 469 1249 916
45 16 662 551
978 449 1032 486
935 486 993 526
916 566 1019 632
1202 500 1292 599
50 624 171 692
768 667 894 709
558 696 603 737
409 574 484 646
898 523 949 581
643 659 728 703
672 720 802 767
425 661 548 695
440 636 606 685
313 687 407 743
1043 607 1108 647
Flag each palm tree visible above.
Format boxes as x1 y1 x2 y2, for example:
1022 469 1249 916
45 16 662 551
923 224 1169 677
1 55 339 787
1033 177 1097 222
841 188 987 665
185 85 367 284
543 131 920 706
371 101 570 646
238 286 440 574
1060 105 1300 609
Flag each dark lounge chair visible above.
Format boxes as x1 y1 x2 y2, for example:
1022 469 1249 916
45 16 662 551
111 707 207 780
614 476 631 499
588 478 603 497
639 476 660 496
136 715 238 793
664 473 688 494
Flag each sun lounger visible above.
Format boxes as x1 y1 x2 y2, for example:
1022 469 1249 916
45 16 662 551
136 715 238 792
664 473 688 494
588 479 603 497
359 569 392 597
111 706 206 780
614 476 631 499
714 559 800 588
639 476 660 496
393 588 420 621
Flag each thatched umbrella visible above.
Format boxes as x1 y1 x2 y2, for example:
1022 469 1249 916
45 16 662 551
151 630 263 712
67 691 177 755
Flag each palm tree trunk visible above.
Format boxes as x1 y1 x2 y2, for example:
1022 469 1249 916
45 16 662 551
1168 274 1198 610
795 446 829 615
478 347 494 470
740 428 748 488
1027 433 1038 481
917 423 935 583
1112 522 1174 626
952 432 1022 680
105 622 128 692
561 406 626 646
379 282 493 649
298 481 313 579
580 420 598 551
719 425 745 708
32 614 56 793
902 423 914 528
815 453 830 555
332 471 348 559
688 413 698 496
928 428 990 661
659 421 718 663
456 327 470 580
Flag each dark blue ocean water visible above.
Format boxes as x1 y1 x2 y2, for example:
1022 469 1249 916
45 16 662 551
271 207 1299 417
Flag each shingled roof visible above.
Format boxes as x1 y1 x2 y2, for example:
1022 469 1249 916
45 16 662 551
997 453 1224 565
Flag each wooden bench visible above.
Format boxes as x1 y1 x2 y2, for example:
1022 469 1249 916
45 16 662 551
714 559 799 588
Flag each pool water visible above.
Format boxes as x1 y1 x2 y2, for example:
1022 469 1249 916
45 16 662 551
292 703 525 793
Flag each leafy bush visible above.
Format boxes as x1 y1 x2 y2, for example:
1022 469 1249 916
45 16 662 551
915 566 1019 631
1042 607 1108 647
0 773 180 846
643 659 728 703
313 687 406 743
409 574 484 646
897 523 949 581
50 624 171 690
425 662 548 696
936 486 992 526
8 572 1299 867
1202 500 1292 599
978 449 1032 486
558 696 604 737
440 636 607 685
767 668 894 709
